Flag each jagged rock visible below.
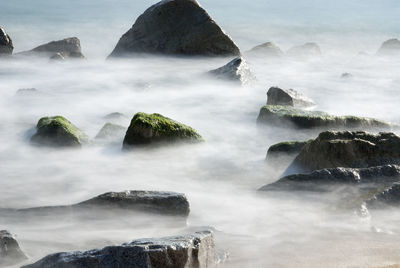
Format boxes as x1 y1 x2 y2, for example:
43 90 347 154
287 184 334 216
209 57 255 85
95 123 126 141
123 112 203 148
30 116 89 147
19 37 85 59
108 0 240 58
287 131 400 174
266 87 315 108
0 26 13 55
247 42 283 58
23 230 217 268
256 105 392 130
260 165 400 192
287 42 321 58
0 230 28 267
377 38 400 56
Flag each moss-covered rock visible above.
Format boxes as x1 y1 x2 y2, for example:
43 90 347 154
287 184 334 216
123 112 203 148
257 105 392 130
30 116 89 147
95 123 126 141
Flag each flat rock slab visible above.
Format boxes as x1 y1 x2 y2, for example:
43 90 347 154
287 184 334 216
0 230 28 267
23 230 218 268
109 0 240 57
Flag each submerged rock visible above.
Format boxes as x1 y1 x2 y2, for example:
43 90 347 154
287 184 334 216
266 87 315 108
0 230 28 267
256 105 392 130
0 26 13 55
19 37 85 59
109 0 240 58
287 42 321 58
367 183 400 207
123 112 203 148
288 131 400 174
16 88 39 95
341 73 353 79
377 38 400 56
260 165 400 192
95 123 126 141
30 116 89 147
209 57 255 85
247 42 283 58
103 112 126 120
23 230 217 268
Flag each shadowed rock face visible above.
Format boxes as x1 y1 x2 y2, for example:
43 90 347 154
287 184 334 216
247 42 283 58
0 26 13 55
209 57 255 85
266 87 315 108
19 37 85 59
108 0 240 57
0 230 28 267
377 38 400 56
22 230 218 268
287 131 400 174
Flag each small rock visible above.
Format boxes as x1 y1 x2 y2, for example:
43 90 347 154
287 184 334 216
266 87 315 108
19 37 85 59
16 88 39 95
0 230 28 267
287 42 321 58
95 123 126 141
103 112 126 120
30 116 89 147
341 73 353 79
22 230 217 268
123 112 203 148
247 42 283 58
108 0 240 57
209 57 255 85
377 38 400 56
0 26 13 55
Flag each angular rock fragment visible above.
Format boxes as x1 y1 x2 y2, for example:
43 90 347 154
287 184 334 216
209 57 255 85
266 87 315 108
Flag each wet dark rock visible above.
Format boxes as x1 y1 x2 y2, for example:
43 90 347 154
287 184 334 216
123 112 203 149
256 105 392 130
287 42 321 58
209 57 255 85
288 131 400 174
30 116 89 148
267 140 309 161
23 230 217 268
0 230 28 267
266 87 315 108
0 26 13 55
19 37 85 59
260 165 400 192
247 42 283 58
109 0 240 58
377 38 400 56
95 123 126 141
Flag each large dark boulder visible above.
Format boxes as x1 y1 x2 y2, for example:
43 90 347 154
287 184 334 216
287 42 321 58
30 116 89 147
0 26 13 55
0 230 28 267
266 87 315 108
288 131 400 174
247 42 283 58
23 230 218 268
256 105 392 130
377 38 400 56
19 37 85 59
209 57 255 85
123 112 203 148
108 0 240 57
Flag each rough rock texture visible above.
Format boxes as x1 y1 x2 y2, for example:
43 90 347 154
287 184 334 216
247 42 283 57
123 112 203 148
23 230 217 268
260 165 400 192
266 87 315 108
95 123 126 141
209 57 255 85
287 42 321 58
0 26 13 55
377 38 400 56
288 131 400 174
19 37 85 59
30 116 89 147
0 230 28 267
256 105 392 130
109 0 240 57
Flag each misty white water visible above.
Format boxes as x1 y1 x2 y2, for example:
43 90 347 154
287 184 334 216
2 0 400 267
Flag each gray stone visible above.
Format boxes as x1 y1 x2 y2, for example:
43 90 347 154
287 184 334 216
377 38 400 56
287 42 321 58
247 42 283 58
209 57 255 85
22 230 217 268
19 37 85 59
266 87 315 108
367 183 400 207
0 26 13 55
0 230 28 267
95 123 126 141
109 0 240 58
341 73 353 79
